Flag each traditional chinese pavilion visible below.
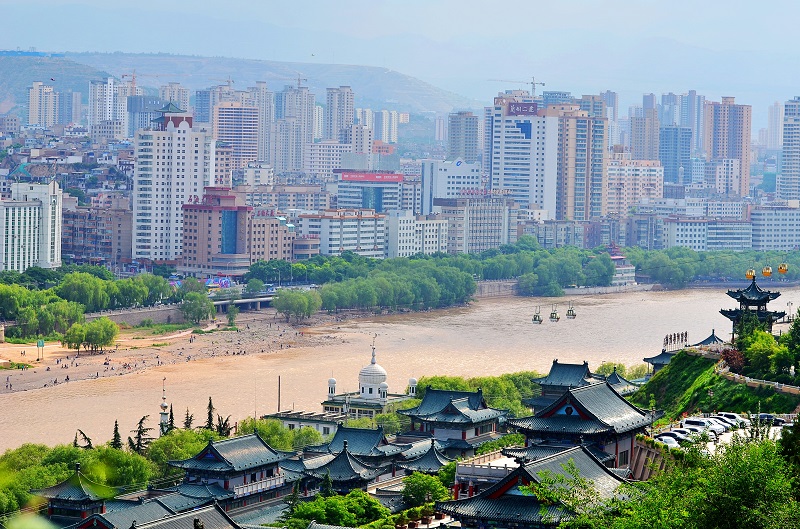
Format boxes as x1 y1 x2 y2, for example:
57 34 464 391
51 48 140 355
509 382 659 468
720 279 785 335
299 440 388 493
397 439 454 475
436 446 626 529
168 434 292 511
32 463 119 522
399 388 507 458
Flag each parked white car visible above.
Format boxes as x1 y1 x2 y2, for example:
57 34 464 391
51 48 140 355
681 417 725 435
717 412 751 428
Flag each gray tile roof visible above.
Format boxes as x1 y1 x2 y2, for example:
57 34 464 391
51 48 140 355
310 426 407 457
301 443 386 483
510 382 654 436
501 443 615 464
399 388 505 425
436 446 624 525
642 350 677 365
89 499 175 529
604 370 638 396
533 360 593 388
397 440 454 473
307 522 358 529
124 504 241 529
32 470 120 502
169 434 286 473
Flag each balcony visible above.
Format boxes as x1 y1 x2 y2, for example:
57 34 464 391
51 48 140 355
233 474 285 498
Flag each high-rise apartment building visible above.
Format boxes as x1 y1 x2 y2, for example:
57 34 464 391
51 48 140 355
373 110 398 143
681 90 706 154
213 102 259 170
28 82 59 127
324 86 355 142
88 77 142 135
768 101 784 151
703 97 752 197
0 182 62 272
57 91 81 126
272 85 316 172
659 126 692 184
434 196 519 254
127 95 163 138
544 104 608 221
630 108 660 161
132 107 215 261
247 82 274 162
778 97 800 201
355 108 374 129
159 82 190 113
606 153 663 216
486 91 557 213
447 111 480 163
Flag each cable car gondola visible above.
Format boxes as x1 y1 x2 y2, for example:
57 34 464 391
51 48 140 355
779 263 789 275
549 304 560 322
532 306 543 324
746 268 756 280
566 301 576 319
763 266 773 278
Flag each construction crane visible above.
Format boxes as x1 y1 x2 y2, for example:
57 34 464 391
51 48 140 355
488 77 546 97
121 70 165 93
267 73 308 89
210 76 235 88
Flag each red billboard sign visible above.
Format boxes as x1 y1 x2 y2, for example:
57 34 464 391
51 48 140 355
507 102 538 116
340 172 404 183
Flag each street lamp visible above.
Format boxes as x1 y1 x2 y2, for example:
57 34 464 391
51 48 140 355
788 302 794 323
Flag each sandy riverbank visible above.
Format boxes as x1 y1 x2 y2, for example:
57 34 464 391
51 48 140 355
0 308 362 395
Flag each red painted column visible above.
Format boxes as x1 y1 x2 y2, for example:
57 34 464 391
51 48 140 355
468 483 474 497
453 483 460 498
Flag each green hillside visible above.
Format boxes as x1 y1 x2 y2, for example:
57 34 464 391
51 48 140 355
630 351 800 418
65 52 479 113
0 56 110 115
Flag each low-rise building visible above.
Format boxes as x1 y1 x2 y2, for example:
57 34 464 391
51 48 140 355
751 205 800 250
62 194 132 265
434 196 519 254
297 208 386 258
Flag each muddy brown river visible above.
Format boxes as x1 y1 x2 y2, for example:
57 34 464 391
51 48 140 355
1 287 797 451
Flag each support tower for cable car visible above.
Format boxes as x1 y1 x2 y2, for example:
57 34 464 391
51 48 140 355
720 278 785 335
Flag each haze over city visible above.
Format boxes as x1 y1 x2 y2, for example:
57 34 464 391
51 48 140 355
4 0 800 125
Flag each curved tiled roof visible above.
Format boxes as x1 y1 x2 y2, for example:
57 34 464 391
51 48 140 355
302 443 386 483
32 469 120 502
169 433 286 472
399 388 505 425
726 279 780 304
397 440 454 473
436 446 625 525
310 426 407 457
510 382 654 436
533 360 593 388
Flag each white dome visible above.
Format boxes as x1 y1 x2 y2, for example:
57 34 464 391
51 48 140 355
379 381 389 389
328 378 337 385
359 348 388 385
408 378 418 386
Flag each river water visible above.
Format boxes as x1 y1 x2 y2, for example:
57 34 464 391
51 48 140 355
1 286 798 452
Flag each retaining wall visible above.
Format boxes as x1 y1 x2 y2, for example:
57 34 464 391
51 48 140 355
85 305 185 326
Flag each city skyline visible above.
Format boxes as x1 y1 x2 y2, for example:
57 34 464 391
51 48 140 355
2 1 800 128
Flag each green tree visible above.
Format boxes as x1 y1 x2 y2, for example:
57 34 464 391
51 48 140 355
147 429 218 477
402 472 451 507
320 470 335 497
245 278 265 294
63 323 86 352
437 460 457 488
82 317 119 353
127 416 154 455
183 408 194 430
136 273 172 306
181 292 214 324
205 397 215 430
176 277 205 300
57 272 110 312
111 420 122 450
226 305 239 327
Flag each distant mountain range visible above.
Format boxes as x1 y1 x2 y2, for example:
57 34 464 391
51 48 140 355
0 51 481 116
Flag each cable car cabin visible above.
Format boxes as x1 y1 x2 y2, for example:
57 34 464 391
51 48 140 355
549 306 560 322
763 266 773 277
779 263 789 274
746 268 756 280
532 307 543 324
566 301 576 319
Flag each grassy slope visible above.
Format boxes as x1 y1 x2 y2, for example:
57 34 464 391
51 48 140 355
629 351 800 418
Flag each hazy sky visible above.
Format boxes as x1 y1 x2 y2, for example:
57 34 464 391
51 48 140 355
3 0 799 126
